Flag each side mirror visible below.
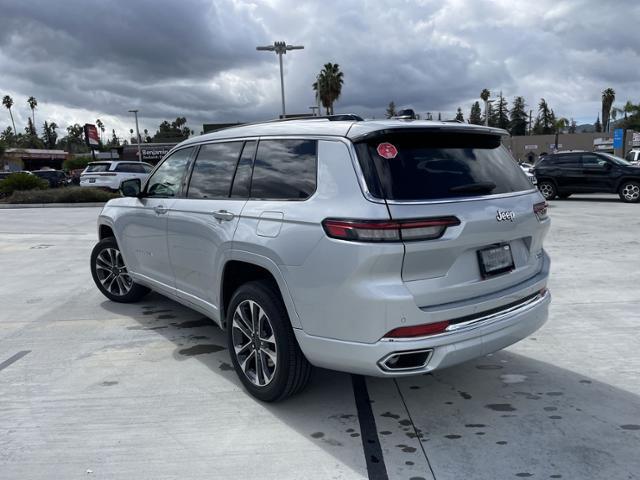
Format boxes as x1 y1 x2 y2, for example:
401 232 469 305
121 178 142 197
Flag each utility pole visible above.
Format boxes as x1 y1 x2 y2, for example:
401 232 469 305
256 41 304 118
128 110 142 162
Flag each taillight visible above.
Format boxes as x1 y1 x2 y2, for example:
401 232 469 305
533 201 548 221
383 320 450 338
322 217 460 242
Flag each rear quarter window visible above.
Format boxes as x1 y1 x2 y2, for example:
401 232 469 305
85 163 111 173
355 132 532 201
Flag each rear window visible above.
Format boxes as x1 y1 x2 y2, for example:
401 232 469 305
85 163 111 173
355 132 532 201
115 163 147 173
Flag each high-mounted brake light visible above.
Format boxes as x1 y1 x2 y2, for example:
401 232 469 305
533 201 548 221
383 320 450 338
322 217 460 242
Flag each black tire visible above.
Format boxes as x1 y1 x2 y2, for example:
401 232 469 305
90 237 150 303
226 280 312 402
538 181 557 200
619 181 640 203
558 193 571 199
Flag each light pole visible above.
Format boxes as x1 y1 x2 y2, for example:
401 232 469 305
128 109 142 162
256 41 304 118
484 99 495 126
309 106 320 116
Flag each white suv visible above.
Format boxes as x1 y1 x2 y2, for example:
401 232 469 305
90 118 551 401
80 161 153 190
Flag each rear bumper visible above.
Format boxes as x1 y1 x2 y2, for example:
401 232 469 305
294 288 550 377
80 178 119 189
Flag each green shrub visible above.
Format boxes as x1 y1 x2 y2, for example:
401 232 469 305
1 186 120 204
63 156 93 171
0 172 48 196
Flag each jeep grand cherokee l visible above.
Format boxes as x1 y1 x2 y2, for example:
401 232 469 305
90 118 551 401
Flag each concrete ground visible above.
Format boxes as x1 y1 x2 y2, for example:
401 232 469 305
1 195 639 480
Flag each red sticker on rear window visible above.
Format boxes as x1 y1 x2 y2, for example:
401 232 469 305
377 142 398 159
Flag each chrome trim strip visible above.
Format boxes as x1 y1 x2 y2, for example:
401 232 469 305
382 289 549 343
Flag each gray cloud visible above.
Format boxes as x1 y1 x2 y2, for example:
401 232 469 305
0 0 638 138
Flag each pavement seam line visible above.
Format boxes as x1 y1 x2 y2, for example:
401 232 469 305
352 374 389 480
393 377 437 480
0 350 31 372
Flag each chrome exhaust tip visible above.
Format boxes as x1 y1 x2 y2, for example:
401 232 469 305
378 349 433 372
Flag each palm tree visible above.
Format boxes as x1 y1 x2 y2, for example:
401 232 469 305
312 63 344 115
601 88 615 133
480 89 491 125
2 95 17 134
96 119 104 143
27 96 38 134
553 116 569 150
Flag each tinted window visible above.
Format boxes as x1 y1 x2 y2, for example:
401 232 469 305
356 132 532 200
115 163 146 173
146 147 193 198
143 164 153 173
231 141 257 198
554 154 581 165
187 142 243 199
581 154 606 167
85 163 111 173
251 140 317 200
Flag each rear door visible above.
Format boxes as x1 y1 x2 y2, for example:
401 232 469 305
354 130 547 308
167 140 254 315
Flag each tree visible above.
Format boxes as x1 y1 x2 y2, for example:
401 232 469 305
601 88 615 133
312 63 344 115
482 103 496 127
41 121 58 149
107 129 120 147
385 101 397 119
619 101 640 130
469 101 482 125
594 114 602 133
18 118 44 149
553 117 569 150
152 117 193 142
96 119 104 143
455 107 464 122
56 123 88 154
508 96 528 136
27 96 38 134
143 129 151 142
495 91 509 130
533 98 555 135
480 89 490 102
25 117 37 136
568 118 577 134
1 126 17 147
2 95 17 134
129 128 135 143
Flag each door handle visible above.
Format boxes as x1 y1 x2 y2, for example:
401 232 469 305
212 210 235 221
154 205 168 215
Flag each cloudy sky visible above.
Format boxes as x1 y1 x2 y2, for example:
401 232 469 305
0 0 638 141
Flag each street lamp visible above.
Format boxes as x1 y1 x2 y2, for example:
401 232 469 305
256 41 304 118
484 99 495 126
128 109 142 162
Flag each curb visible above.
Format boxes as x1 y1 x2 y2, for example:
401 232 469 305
0 202 106 209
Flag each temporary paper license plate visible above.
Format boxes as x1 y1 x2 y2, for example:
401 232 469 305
478 243 514 278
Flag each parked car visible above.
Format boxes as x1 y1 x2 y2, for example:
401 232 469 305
533 151 640 202
80 161 153 191
31 169 70 188
625 149 640 165
520 164 537 186
0 170 33 180
90 118 551 401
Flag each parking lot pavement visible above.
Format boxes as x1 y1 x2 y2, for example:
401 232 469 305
0 196 639 480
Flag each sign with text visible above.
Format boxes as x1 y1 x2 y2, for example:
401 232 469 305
524 145 538 150
84 124 100 148
613 129 624 149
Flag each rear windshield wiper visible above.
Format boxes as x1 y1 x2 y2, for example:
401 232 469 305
449 182 497 194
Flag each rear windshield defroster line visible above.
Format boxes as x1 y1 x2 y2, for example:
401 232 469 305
354 131 533 201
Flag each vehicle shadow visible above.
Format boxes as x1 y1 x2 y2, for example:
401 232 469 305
100 293 640 480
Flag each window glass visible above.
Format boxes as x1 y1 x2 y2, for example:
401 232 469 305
85 163 111 173
231 141 257 198
187 142 243 199
355 132 532 200
555 154 581 165
115 163 146 173
251 140 317 200
143 164 153 173
146 147 193 198
581 154 606 167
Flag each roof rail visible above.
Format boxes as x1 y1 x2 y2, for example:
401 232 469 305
274 114 364 122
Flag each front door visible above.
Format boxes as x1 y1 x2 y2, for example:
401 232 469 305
117 147 194 292
580 153 614 192
168 140 255 318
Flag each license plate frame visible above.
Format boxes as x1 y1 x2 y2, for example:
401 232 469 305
477 243 515 279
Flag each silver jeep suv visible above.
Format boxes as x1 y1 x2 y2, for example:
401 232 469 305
90 118 551 401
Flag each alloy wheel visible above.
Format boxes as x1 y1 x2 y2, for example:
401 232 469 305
622 183 640 201
94 247 133 296
539 182 554 199
231 300 278 387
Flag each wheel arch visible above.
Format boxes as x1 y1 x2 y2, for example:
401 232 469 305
219 252 301 330
615 176 640 191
